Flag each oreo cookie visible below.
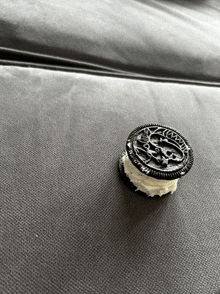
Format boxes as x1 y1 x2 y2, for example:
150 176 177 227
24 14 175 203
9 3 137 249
119 124 194 197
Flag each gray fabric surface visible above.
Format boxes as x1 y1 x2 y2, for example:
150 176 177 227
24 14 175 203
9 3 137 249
1 0 220 82
1 66 220 293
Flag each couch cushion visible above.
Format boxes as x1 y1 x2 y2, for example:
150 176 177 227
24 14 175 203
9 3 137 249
1 0 220 83
1 65 220 294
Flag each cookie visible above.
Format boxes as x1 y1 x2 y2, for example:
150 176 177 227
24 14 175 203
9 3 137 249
119 124 194 197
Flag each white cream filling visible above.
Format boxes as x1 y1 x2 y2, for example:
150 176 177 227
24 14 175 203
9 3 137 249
123 153 178 197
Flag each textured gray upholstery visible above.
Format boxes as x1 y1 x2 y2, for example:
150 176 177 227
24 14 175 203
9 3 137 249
1 0 220 293
1 0 220 82
1 66 220 293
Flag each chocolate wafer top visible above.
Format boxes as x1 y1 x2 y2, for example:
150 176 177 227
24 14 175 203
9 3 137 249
126 124 193 180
